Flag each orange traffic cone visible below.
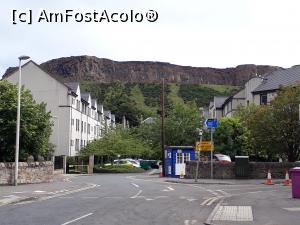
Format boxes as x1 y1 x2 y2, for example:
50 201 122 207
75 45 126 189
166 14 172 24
283 170 291 186
159 165 163 177
265 169 274 185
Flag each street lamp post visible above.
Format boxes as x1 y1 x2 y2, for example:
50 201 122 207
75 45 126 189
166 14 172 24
14 55 30 186
195 128 203 182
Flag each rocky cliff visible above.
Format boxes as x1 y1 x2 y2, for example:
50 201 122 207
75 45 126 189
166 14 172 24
39 56 280 85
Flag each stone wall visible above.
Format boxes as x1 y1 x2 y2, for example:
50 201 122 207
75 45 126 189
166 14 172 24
0 161 53 185
186 161 300 179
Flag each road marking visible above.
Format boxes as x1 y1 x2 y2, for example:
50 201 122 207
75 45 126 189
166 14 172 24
14 184 97 205
3 195 17 198
216 190 230 196
167 186 174 191
82 196 98 199
34 190 46 193
212 206 253 221
206 197 219 206
131 183 140 188
184 219 197 225
61 213 93 225
205 198 224 224
186 198 197 202
12 192 26 194
283 207 300 212
130 190 142 199
200 197 215 206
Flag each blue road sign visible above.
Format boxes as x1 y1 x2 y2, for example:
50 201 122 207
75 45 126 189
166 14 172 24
205 119 218 128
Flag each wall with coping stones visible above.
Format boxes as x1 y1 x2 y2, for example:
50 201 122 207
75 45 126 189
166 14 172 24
186 161 300 179
0 161 53 185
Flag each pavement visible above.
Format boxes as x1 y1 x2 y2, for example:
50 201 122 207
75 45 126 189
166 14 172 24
0 173 299 225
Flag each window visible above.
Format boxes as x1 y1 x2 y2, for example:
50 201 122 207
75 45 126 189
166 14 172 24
176 153 183 164
84 122 86 133
75 139 79 151
76 119 80 131
94 126 96 135
88 124 90 134
72 98 75 105
247 100 250 106
71 119 74 126
260 94 268 105
88 108 91 116
70 139 74 146
81 140 83 147
76 100 80 110
81 121 83 133
183 153 190 162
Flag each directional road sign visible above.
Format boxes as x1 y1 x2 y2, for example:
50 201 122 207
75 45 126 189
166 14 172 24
205 119 218 129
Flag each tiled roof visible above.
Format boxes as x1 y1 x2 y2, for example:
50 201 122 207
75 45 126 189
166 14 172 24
64 82 79 92
81 93 90 102
214 96 228 109
253 65 300 93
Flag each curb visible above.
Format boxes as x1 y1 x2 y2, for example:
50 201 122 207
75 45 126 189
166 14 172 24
165 180 236 185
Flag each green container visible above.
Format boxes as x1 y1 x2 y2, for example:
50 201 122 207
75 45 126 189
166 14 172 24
140 160 158 170
235 156 250 178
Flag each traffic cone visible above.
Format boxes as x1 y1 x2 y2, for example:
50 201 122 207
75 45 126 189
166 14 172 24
265 169 274 185
283 170 291 186
159 165 163 177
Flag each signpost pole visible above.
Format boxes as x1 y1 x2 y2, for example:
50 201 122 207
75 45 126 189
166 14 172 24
210 128 214 179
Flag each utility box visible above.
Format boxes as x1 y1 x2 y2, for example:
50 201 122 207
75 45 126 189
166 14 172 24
235 156 250 179
164 146 195 178
290 167 300 198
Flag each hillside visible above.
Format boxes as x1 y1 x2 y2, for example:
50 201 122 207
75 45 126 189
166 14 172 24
39 56 281 86
80 82 239 125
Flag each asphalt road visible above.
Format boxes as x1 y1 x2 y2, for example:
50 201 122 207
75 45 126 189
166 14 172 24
0 174 299 225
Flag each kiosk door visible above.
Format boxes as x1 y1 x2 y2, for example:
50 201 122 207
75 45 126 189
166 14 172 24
175 151 190 176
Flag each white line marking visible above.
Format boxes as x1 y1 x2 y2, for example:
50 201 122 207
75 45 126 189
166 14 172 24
61 213 93 225
34 190 46 193
207 197 219 206
205 198 224 224
130 190 142 199
131 183 139 188
12 192 26 194
216 190 230 196
3 195 17 198
82 196 98 199
283 207 300 212
184 220 189 225
200 197 214 206
167 186 174 191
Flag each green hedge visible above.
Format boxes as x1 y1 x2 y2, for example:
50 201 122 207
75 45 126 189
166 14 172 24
93 165 145 173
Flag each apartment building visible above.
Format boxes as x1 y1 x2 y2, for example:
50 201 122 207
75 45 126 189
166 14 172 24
3 60 115 156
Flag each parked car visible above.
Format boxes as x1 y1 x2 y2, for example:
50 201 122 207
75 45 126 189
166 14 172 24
113 159 141 168
214 154 231 164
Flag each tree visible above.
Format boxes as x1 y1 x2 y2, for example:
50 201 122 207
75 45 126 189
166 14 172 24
80 126 154 159
214 117 248 158
134 101 203 155
0 81 53 162
236 86 300 162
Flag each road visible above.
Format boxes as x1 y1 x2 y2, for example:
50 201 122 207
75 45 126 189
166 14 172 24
0 174 299 225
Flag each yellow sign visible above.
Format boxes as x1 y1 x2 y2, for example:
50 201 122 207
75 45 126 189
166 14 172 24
195 141 214 151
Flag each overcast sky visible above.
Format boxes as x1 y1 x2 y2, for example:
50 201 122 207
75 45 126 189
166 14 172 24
1 0 300 77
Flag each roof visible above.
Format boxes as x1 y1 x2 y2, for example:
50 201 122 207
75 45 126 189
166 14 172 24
214 96 228 109
81 93 90 102
91 99 97 109
253 66 300 93
104 110 111 118
222 88 245 106
2 60 71 91
64 82 79 92
97 104 103 113
111 114 115 121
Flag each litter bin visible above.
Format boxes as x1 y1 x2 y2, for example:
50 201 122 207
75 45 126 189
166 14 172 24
290 167 300 198
235 156 249 179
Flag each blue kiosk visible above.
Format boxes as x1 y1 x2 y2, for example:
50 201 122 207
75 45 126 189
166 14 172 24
164 146 195 178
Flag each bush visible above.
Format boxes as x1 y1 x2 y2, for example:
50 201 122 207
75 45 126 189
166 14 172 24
93 164 145 173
